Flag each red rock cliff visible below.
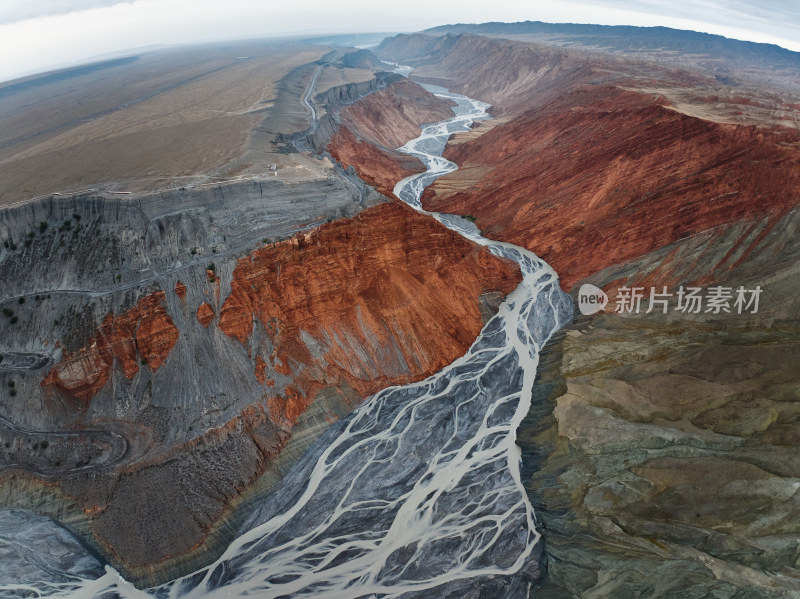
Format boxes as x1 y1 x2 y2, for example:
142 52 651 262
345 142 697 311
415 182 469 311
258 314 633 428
328 125 424 196
42 291 179 403
423 86 800 289
219 200 521 424
339 78 455 149
327 78 456 195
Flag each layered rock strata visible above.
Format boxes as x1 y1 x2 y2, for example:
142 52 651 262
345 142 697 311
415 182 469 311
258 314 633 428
0 178 520 585
311 75 456 195
374 30 800 597
422 85 800 289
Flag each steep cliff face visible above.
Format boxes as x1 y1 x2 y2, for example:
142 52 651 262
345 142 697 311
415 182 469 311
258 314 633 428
305 72 403 154
324 77 455 193
218 200 521 424
423 85 800 289
0 181 521 584
328 125 424 196
338 78 456 148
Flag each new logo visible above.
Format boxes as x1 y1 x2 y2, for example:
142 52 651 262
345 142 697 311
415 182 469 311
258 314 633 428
578 283 608 315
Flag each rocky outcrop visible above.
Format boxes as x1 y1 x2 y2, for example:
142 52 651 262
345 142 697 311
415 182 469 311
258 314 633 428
328 126 424 195
305 72 403 154
313 72 403 115
423 85 800 289
196 302 214 327
338 78 456 149
218 200 522 420
42 291 179 403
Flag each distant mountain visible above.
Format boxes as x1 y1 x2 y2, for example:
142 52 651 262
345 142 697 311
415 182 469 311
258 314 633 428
423 21 800 84
302 32 399 49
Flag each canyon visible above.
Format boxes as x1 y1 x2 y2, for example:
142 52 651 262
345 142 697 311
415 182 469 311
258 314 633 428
0 55 521 587
1 21 799 599
370 29 800 597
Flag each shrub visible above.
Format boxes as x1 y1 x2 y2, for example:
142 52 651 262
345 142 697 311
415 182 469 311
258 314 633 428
2 308 13 318
18 298 24 305
9 316 18 324
39 221 48 233
207 263 216 272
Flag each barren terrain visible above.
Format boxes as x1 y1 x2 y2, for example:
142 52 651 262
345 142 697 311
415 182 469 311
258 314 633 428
0 39 382 205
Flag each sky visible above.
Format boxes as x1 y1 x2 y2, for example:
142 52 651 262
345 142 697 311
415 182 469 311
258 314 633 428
0 0 798 83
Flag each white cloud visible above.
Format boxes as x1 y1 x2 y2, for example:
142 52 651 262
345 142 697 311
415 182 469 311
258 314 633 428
0 0 797 84
0 0 127 24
